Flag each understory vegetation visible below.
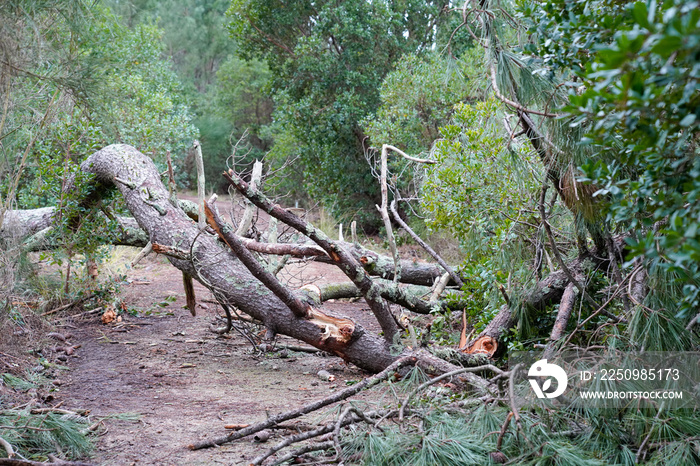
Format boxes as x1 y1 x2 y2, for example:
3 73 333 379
1 0 699 464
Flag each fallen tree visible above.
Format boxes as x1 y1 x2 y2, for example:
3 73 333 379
0 144 495 389
2 144 616 366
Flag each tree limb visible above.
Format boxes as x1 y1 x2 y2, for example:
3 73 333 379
188 356 417 450
390 199 463 287
223 169 400 342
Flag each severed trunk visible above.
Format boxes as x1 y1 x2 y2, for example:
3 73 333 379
76 145 398 372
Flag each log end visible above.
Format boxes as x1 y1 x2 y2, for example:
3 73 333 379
307 308 355 353
462 336 498 357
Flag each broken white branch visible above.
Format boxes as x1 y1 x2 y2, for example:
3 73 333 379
193 140 206 230
131 241 153 267
236 160 263 236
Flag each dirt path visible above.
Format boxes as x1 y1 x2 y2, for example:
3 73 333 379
52 246 379 465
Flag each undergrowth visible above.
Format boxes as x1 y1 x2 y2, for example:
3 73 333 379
0 407 93 460
339 366 700 466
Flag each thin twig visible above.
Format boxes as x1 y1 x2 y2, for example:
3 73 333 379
636 401 665 463
399 365 504 420
507 363 534 449
188 356 416 450
496 412 513 451
270 441 334 466
538 185 599 310
0 435 15 458
390 199 463 287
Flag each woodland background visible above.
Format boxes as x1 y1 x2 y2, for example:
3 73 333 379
0 0 699 465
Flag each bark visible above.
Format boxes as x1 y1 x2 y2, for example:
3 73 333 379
464 255 594 357
543 282 577 359
307 281 447 315
182 272 196 316
4 207 444 290
222 169 400 342
77 144 398 372
0 207 54 242
334 242 451 287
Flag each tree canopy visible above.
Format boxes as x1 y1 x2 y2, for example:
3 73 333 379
227 0 450 226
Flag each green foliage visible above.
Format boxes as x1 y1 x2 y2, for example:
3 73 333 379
227 0 450 226
343 370 700 465
106 0 251 191
363 50 483 156
86 9 198 169
106 0 235 105
421 98 549 328
1 1 195 302
521 0 700 315
201 56 273 191
0 407 93 460
1 2 198 209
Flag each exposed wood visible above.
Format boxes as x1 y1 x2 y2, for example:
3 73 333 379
543 282 577 358
223 423 250 430
235 159 263 236
131 241 152 266
430 272 450 302
223 168 400 342
0 436 14 459
192 140 205 230
205 200 355 352
377 144 401 283
151 243 190 261
464 335 499 356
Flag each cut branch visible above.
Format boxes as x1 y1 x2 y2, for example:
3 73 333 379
223 169 400 342
235 160 263 236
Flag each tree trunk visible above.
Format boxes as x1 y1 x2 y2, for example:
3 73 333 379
78 144 398 372
464 255 598 356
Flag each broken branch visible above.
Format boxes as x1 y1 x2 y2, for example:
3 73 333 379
223 169 400 341
187 356 416 450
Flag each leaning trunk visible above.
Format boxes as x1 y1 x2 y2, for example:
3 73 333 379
81 145 398 372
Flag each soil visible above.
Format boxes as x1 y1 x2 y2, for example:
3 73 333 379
47 245 386 465
1 194 438 465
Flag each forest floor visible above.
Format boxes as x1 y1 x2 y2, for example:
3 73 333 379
47 248 383 465
16 195 437 465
